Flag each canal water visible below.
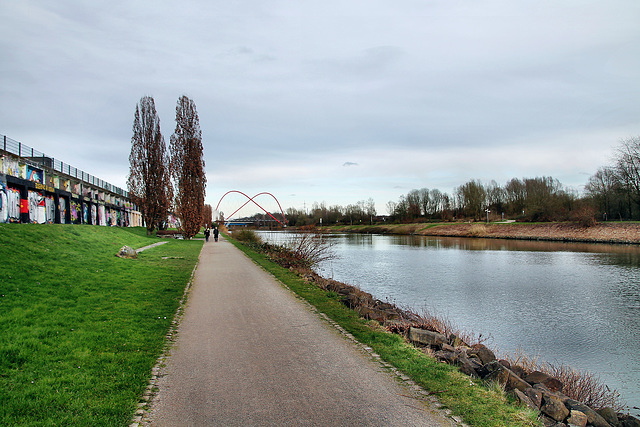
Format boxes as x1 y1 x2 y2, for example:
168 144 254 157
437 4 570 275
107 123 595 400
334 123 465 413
255 231 640 414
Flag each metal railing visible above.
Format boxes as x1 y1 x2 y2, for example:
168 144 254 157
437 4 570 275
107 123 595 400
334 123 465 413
2 134 129 197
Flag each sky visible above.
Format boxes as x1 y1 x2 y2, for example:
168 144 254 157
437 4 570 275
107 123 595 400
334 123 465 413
1 1 639 218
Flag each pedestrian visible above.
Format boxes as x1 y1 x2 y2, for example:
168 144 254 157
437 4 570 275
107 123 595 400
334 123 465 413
213 227 219 242
204 227 210 242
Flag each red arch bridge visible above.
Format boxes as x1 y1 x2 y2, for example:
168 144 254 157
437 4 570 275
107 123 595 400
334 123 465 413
215 190 288 227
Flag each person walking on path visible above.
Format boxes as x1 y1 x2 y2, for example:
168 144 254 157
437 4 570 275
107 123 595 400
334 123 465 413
213 226 219 242
204 227 210 242
144 237 455 426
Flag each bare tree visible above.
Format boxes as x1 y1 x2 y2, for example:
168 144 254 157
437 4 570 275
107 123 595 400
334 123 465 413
418 188 430 218
456 179 486 220
614 136 640 216
485 180 505 217
406 189 421 219
386 201 397 217
523 176 564 221
365 197 376 218
585 167 618 220
428 188 443 218
170 96 207 239
127 96 172 235
504 178 526 216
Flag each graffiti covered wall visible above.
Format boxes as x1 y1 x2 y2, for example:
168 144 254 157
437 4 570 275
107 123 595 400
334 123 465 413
1 150 141 227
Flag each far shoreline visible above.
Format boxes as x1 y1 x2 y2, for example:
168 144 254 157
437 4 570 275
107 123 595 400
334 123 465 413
310 221 640 246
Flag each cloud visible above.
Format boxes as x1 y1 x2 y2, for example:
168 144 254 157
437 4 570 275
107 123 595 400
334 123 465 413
0 0 639 217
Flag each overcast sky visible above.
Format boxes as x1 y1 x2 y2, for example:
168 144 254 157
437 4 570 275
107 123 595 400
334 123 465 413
2 1 639 217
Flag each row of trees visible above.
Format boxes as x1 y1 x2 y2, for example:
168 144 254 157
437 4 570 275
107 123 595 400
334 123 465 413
387 176 579 223
283 198 378 227
387 136 640 223
127 95 208 237
273 176 577 227
265 136 640 226
243 199 379 227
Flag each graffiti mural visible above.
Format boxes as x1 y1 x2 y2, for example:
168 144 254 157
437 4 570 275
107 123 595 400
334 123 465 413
18 164 27 180
2 156 19 176
28 190 45 224
1 145 141 228
27 166 43 183
0 179 8 223
59 197 67 224
70 200 81 224
98 205 106 226
45 195 55 224
28 190 37 223
7 187 21 222
45 174 55 189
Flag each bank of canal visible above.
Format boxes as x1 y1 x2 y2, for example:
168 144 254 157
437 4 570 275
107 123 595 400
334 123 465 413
257 230 640 417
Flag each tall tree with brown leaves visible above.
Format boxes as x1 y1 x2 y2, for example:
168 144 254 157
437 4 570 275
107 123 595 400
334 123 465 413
127 96 172 235
170 96 206 239
202 204 213 227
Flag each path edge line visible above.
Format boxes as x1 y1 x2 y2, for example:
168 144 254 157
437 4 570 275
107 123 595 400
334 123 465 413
129 243 203 427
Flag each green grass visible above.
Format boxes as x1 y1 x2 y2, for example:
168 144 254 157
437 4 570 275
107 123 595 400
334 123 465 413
225 232 540 427
0 224 202 426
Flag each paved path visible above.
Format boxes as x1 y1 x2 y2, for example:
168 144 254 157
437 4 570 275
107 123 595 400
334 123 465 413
145 237 456 426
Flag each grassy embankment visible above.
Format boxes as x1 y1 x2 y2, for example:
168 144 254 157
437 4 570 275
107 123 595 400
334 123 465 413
225 232 540 427
324 221 640 244
0 224 202 426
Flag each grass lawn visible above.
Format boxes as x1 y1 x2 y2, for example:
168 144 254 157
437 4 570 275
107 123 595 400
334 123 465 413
225 232 540 427
0 224 202 426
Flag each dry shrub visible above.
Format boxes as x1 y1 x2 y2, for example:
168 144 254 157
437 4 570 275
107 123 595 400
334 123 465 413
387 306 490 347
570 205 598 227
283 232 336 268
543 363 623 411
241 231 336 270
503 351 624 411
502 349 541 374
469 224 487 237
416 308 458 336
394 224 418 235
233 229 262 244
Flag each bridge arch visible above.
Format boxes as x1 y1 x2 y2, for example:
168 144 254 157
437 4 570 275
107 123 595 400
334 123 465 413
215 190 288 226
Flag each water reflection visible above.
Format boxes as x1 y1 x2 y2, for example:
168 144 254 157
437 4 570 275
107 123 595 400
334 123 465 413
368 233 640 256
256 231 640 414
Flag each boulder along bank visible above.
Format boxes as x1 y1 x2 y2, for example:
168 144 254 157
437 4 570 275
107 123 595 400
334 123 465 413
296 268 639 427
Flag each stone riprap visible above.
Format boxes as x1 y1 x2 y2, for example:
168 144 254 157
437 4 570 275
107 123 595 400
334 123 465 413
300 269 639 427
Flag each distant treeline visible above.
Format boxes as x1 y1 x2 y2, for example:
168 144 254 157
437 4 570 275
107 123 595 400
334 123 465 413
251 136 640 226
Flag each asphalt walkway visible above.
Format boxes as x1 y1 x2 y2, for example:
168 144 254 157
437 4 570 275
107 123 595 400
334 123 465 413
144 236 456 426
